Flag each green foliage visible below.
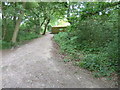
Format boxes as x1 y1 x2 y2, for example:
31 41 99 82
3 22 14 42
79 53 116 77
54 5 118 77
0 40 13 49
25 2 38 9
18 31 40 42
0 17 2 40
64 58 71 62
54 32 77 54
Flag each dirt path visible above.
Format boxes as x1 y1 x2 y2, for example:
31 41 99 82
1 34 116 88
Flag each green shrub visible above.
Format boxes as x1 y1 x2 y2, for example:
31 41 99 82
79 53 116 77
54 9 118 77
0 40 13 49
0 31 41 49
18 31 40 42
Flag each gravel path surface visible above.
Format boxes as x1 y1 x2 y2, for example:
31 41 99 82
1 34 116 88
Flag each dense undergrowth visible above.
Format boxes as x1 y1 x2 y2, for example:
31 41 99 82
1 31 41 49
54 9 118 77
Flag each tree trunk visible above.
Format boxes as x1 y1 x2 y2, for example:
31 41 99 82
2 17 6 40
13 2 17 27
11 2 26 43
2 3 5 40
42 19 50 35
39 17 47 34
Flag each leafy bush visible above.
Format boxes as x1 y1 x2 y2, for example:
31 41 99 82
0 40 13 49
79 53 116 77
18 31 40 42
54 32 78 54
0 30 41 49
54 9 118 77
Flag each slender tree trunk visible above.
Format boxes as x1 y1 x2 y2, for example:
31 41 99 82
11 16 23 43
13 2 17 27
40 17 47 27
2 5 6 40
2 26 6 40
39 17 47 34
11 2 26 43
2 16 6 40
42 19 50 35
